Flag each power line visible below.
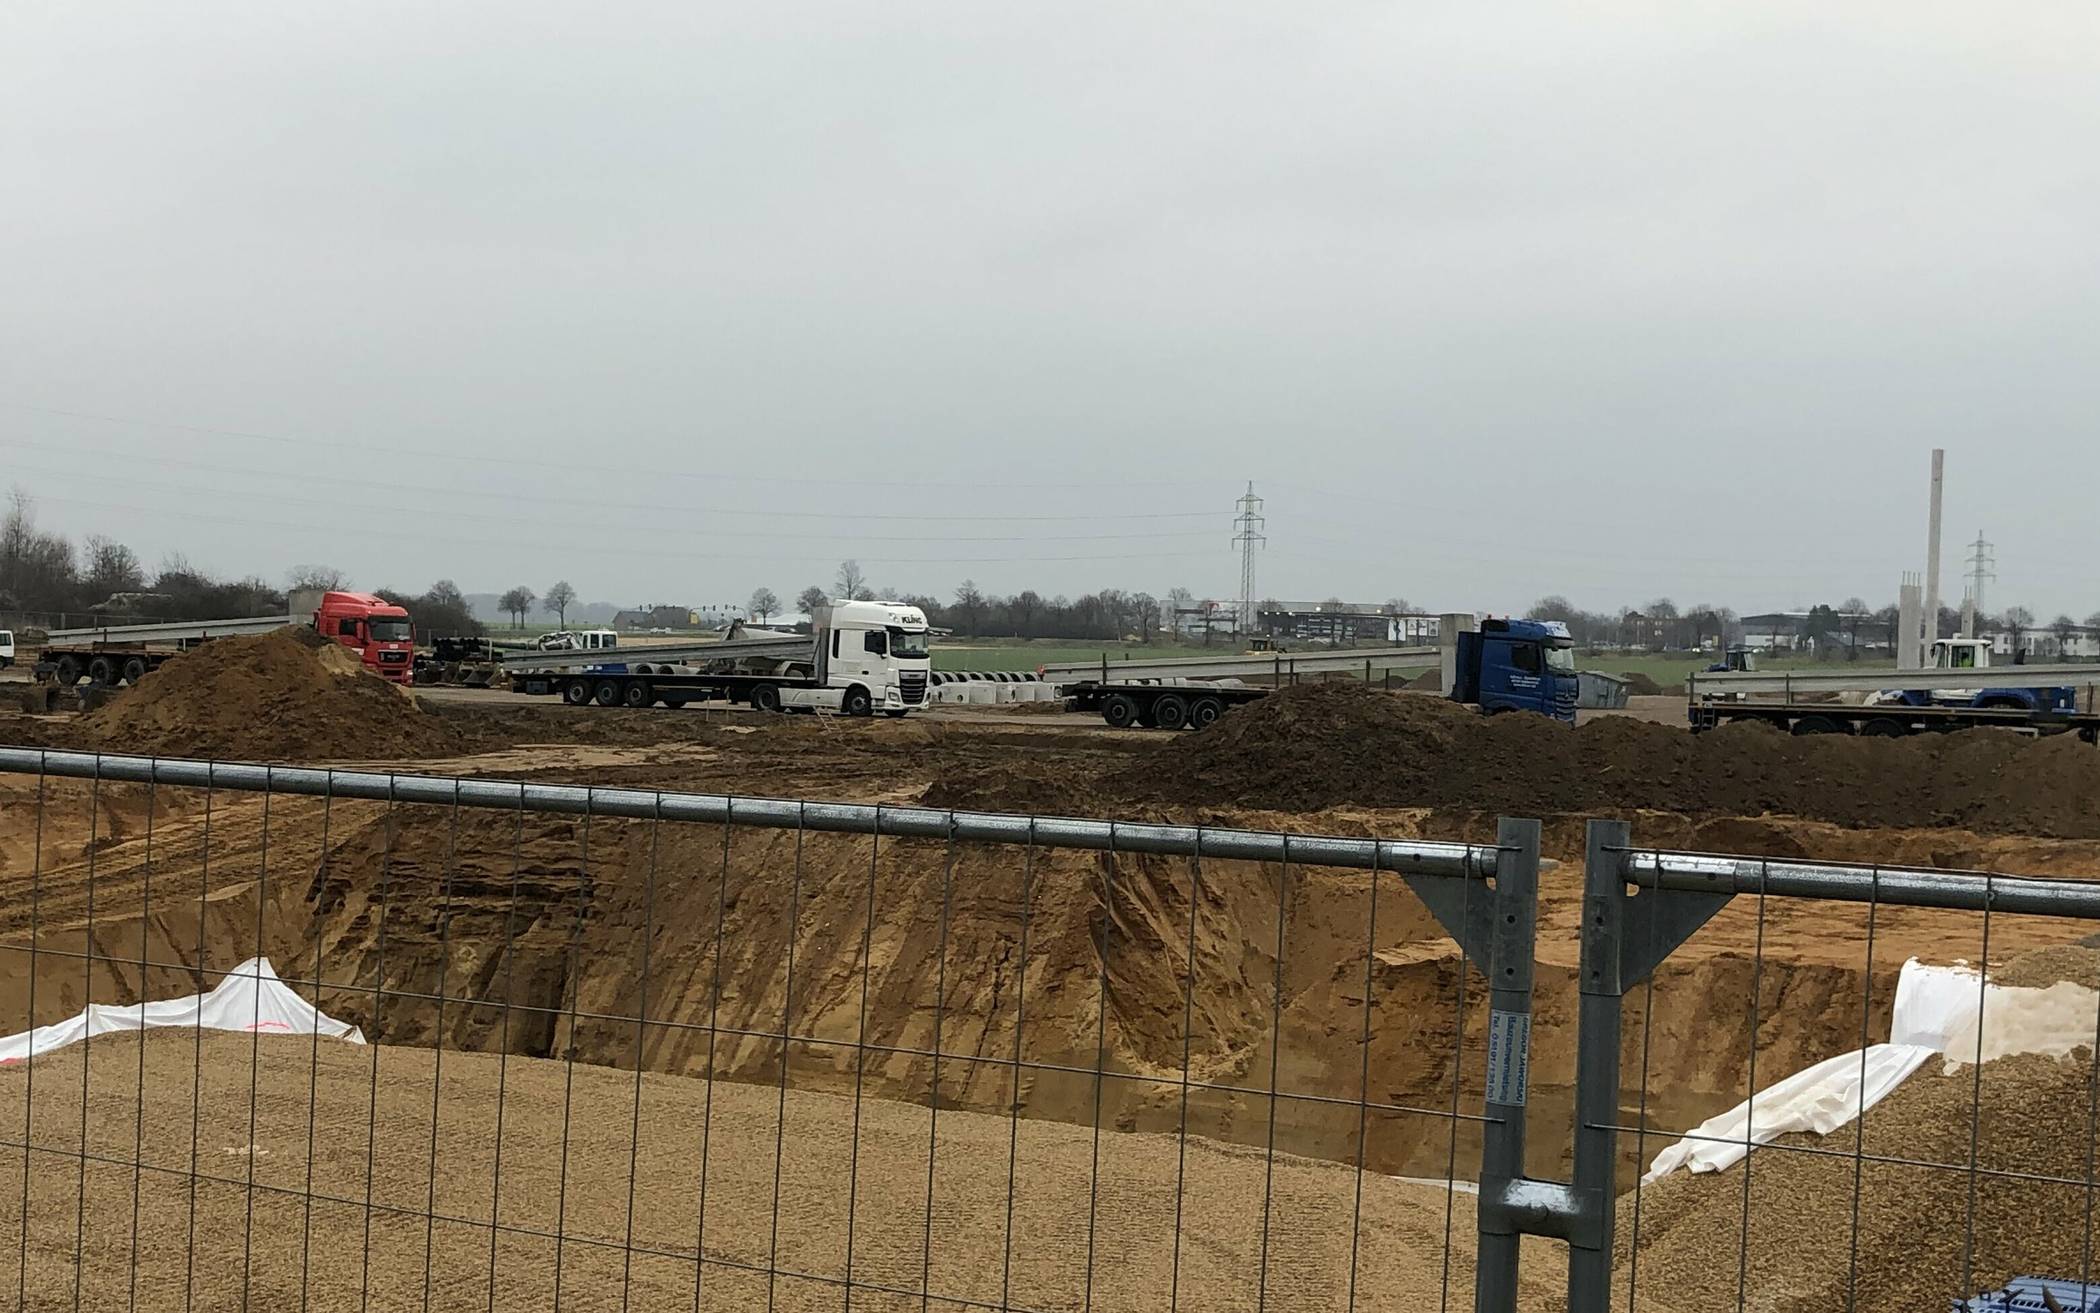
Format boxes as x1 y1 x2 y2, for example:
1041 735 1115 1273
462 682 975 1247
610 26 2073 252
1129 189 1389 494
0 442 1226 530
0 398 1239 497
21 490 1223 568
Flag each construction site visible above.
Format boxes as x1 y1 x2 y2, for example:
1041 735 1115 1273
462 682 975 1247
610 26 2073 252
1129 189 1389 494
0 621 2095 1312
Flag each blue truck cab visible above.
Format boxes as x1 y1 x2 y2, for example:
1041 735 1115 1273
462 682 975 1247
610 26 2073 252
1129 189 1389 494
1451 618 1579 723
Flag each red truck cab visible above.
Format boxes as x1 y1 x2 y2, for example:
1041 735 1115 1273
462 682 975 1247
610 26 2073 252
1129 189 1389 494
312 591 415 685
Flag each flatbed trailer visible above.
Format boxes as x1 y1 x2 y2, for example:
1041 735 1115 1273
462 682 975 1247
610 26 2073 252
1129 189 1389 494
1062 680 1271 730
1688 697 2100 739
510 667 923 715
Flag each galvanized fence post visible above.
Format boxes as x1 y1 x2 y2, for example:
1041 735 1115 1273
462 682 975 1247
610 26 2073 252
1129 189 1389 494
1473 817 1541 1313
1568 819 1632 1313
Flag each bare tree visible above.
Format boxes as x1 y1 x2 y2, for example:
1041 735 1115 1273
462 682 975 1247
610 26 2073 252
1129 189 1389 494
286 564 349 592
953 579 986 637
1009 589 1042 638
796 585 830 617
1131 592 1161 640
544 580 578 626
81 534 144 598
499 586 537 629
835 560 873 601
2052 613 2078 657
748 587 780 623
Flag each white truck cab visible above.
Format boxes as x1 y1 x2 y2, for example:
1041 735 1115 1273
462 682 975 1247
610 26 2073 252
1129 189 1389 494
810 599 932 714
0 629 13 668
1932 637 1991 669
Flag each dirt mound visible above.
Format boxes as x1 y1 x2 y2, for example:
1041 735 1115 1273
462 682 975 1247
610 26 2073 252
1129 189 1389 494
1619 1051 2097 1313
3 1030 1559 1313
943 683 2100 837
79 628 463 761
1619 670 1667 696
1993 943 2100 990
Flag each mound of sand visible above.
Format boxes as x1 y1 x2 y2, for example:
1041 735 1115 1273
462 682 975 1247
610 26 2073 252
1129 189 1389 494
936 683 2100 836
80 628 462 762
1619 671 1667 696
1 1029 1566 1313
1617 1049 2098 1313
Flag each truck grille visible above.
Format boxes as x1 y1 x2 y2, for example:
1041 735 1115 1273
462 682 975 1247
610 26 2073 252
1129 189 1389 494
900 671 926 704
381 651 408 664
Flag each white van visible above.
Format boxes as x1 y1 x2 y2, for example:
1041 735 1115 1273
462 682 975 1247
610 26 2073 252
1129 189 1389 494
0 629 14 669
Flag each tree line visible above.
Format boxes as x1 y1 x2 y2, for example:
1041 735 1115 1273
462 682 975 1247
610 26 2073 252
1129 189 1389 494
1526 593 2100 656
0 488 482 638
729 560 1211 642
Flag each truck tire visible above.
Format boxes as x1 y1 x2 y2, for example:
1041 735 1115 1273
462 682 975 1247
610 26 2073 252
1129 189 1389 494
1190 696 1225 729
1152 694 1188 730
1861 719 1907 738
564 679 592 705
752 684 783 713
1101 693 1140 728
53 656 82 686
662 696 688 709
593 680 621 707
843 686 872 717
1792 715 1846 735
623 682 653 708
121 657 147 685
87 656 116 686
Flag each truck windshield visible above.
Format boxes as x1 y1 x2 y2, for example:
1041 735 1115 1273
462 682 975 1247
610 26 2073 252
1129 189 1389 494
367 619 412 642
888 628 929 658
1545 644 1576 675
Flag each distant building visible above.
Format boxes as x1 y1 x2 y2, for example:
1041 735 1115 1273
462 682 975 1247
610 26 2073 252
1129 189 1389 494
612 604 696 631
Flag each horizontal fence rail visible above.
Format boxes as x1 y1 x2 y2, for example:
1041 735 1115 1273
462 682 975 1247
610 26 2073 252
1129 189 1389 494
0 747 1500 877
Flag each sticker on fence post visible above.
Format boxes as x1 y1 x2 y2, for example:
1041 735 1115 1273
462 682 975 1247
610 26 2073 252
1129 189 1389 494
1486 1009 1531 1107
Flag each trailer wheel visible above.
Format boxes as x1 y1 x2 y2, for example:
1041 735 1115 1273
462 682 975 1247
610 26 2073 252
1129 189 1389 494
563 679 592 705
593 681 621 707
1153 694 1189 730
1101 693 1140 728
1861 719 1907 738
752 684 783 713
843 685 872 717
1792 715 1846 735
121 657 148 685
1190 696 1225 729
53 656 82 686
662 697 688 709
86 656 116 686
623 682 653 709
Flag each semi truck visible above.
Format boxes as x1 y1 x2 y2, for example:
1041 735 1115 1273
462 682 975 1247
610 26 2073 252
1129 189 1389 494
1688 637 2100 737
508 599 931 715
1065 617 1580 728
33 589 416 688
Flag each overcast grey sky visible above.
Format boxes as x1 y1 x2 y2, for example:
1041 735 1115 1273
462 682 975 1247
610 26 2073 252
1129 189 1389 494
4 3 2096 618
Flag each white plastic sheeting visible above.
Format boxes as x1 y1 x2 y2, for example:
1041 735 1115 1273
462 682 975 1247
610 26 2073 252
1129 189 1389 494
0 957 363 1065
1643 958 2065 1183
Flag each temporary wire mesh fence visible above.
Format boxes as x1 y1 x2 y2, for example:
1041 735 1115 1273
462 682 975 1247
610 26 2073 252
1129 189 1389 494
1 749 2098 1312
0 750 1508 1313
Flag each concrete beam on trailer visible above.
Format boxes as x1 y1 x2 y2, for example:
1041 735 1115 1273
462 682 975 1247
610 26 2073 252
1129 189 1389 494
1690 662 2100 698
40 615 298 644
498 634 813 670
1035 645 1438 685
